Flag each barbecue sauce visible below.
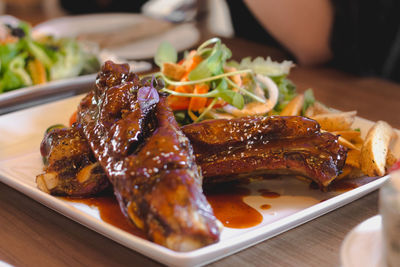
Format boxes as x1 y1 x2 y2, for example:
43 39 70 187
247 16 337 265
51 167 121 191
63 182 273 231
260 204 271 210
204 184 263 228
329 176 381 192
258 189 281 198
62 196 146 238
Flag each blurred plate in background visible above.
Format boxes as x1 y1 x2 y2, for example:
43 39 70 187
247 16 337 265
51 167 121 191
33 13 200 60
0 59 151 115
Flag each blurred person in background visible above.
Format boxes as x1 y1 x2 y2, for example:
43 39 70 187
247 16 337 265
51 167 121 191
227 0 400 83
22 0 400 83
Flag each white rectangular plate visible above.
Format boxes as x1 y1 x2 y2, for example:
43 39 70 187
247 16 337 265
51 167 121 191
0 95 399 267
0 74 96 115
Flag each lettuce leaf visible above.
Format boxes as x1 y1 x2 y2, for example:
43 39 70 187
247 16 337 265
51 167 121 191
0 70 23 92
236 56 294 77
154 41 177 68
0 52 32 92
0 42 23 75
301 88 315 115
50 39 85 80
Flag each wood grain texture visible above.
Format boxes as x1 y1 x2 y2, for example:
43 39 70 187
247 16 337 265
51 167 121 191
0 183 161 267
1 36 399 266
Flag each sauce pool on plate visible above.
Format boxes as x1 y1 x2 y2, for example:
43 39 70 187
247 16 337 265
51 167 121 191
62 183 283 234
62 196 146 238
205 184 263 229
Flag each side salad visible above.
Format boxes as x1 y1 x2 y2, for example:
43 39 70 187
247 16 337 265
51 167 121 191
153 37 314 125
152 38 399 180
0 19 100 93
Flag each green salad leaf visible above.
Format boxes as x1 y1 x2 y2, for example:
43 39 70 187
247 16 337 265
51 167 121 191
0 69 23 93
214 79 244 109
301 88 316 115
237 56 294 77
50 39 85 80
0 42 22 74
1 52 32 92
271 76 296 113
27 40 52 68
9 52 32 86
154 41 177 68
188 60 211 81
188 41 231 81
0 19 101 93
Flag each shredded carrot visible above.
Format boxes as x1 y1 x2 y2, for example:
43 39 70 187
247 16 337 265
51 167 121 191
188 109 198 122
175 85 193 93
189 84 209 111
177 50 196 66
165 51 206 112
69 110 77 126
165 85 192 110
186 55 203 73
181 54 203 81
178 59 184 65
167 95 190 110
0 35 18 45
27 59 47 85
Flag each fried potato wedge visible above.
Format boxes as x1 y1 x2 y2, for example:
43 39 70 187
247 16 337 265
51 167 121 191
336 166 364 180
332 130 361 141
311 111 357 132
280 94 304 116
304 101 332 117
333 130 364 150
338 136 359 150
336 165 353 180
386 150 398 170
334 131 364 150
346 149 361 169
360 120 396 176
346 168 364 179
322 129 359 150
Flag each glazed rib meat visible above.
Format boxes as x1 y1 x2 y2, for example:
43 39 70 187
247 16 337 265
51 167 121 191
37 115 346 196
75 61 220 251
36 125 109 197
182 116 347 188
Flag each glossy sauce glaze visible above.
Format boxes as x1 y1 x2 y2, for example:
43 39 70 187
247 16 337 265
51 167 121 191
329 176 381 192
204 184 263 228
61 173 376 235
258 189 281 198
62 182 281 231
260 204 271 210
62 175 375 235
62 196 146 238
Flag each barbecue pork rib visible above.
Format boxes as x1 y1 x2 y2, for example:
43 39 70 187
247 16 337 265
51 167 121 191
76 61 220 251
183 116 347 188
36 124 110 197
38 115 346 196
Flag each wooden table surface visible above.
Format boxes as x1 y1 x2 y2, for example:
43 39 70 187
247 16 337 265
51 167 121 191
1 31 400 266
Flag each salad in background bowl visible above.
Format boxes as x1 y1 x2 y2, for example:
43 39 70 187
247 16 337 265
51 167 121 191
0 17 100 93
0 16 152 114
